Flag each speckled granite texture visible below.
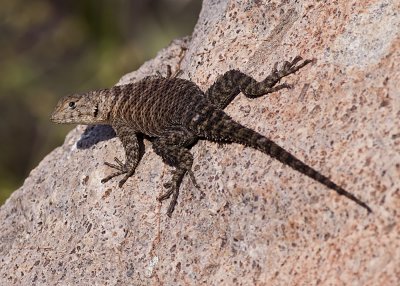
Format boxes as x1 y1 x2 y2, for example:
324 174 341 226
1 0 399 285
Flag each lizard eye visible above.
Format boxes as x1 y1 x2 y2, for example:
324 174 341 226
68 102 76 109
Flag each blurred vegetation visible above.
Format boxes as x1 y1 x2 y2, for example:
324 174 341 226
0 0 201 204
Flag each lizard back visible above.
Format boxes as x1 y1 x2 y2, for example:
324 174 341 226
108 76 205 136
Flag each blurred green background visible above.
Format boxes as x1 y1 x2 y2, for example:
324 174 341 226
0 0 201 204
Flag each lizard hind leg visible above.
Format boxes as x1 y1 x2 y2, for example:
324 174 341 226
152 130 197 217
205 56 313 110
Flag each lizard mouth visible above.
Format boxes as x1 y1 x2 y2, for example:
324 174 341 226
50 113 57 123
50 110 64 123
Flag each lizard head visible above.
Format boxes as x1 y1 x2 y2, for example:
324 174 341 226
51 91 105 125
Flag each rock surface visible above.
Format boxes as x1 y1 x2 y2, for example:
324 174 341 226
1 0 399 285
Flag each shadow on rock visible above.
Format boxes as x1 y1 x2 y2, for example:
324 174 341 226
77 125 116 149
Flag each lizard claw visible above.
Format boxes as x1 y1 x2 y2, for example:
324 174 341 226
290 55 303 66
158 181 181 217
271 62 279 74
118 173 133 187
188 170 200 189
158 187 175 201
163 182 173 189
161 169 199 192
290 56 312 73
277 56 313 78
101 171 126 184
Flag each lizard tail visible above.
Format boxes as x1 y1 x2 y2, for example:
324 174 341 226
194 109 372 213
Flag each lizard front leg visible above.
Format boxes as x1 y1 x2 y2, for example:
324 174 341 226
101 125 143 187
205 56 313 109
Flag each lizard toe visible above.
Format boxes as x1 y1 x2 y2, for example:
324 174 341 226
158 187 175 201
118 170 135 187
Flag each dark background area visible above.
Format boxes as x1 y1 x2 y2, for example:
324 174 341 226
0 0 201 203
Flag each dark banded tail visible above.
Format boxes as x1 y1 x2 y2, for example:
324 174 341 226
252 135 372 213
195 110 372 213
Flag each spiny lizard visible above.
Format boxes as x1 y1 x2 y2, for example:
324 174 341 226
51 56 372 216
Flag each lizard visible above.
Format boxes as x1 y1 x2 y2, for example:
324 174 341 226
51 56 372 217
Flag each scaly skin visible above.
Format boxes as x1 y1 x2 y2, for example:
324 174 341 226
51 56 372 216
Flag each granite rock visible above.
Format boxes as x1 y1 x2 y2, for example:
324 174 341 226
1 0 399 285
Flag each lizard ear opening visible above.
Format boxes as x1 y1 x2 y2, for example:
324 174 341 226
94 104 99 117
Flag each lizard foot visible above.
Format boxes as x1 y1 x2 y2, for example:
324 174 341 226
157 169 187 217
188 170 200 189
157 169 199 217
161 169 199 191
104 157 126 172
101 157 135 187
158 182 180 217
275 56 314 78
